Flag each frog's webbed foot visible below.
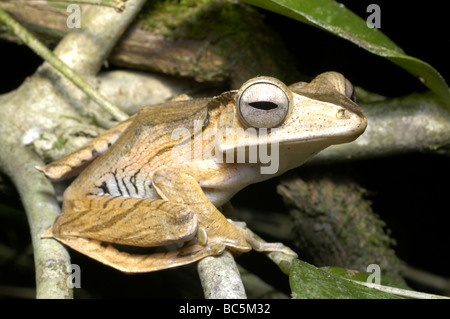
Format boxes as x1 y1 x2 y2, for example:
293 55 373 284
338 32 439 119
228 219 297 256
227 219 298 274
44 228 225 273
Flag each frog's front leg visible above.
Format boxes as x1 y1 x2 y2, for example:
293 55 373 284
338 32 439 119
227 219 297 258
152 163 297 258
152 164 252 253
43 195 225 273
37 115 135 181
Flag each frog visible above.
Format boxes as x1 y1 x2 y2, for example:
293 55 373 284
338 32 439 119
37 72 367 273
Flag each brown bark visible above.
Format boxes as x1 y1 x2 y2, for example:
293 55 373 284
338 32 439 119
0 1 298 88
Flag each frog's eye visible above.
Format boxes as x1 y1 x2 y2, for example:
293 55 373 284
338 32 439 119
237 77 292 128
344 78 356 103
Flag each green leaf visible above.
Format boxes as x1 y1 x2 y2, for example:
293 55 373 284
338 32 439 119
323 266 408 290
289 259 400 299
242 0 450 108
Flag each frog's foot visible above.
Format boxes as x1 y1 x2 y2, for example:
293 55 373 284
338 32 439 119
44 229 225 273
248 238 298 258
226 221 298 274
183 226 208 247
228 219 298 258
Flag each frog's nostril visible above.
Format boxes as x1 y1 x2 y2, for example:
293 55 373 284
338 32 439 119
336 109 346 119
336 108 352 120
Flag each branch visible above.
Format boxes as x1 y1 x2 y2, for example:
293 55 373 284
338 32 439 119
0 1 300 89
14 151 73 298
31 0 126 11
403 265 450 295
0 7 128 122
197 250 247 299
0 0 146 298
311 92 450 164
0 139 73 298
349 280 450 299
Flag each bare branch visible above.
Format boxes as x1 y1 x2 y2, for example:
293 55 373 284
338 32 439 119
0 7 128 122
197 250 247 299
27 0 126 11
312 93 450 164
0 0 146 298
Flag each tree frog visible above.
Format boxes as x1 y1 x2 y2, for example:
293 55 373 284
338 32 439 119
38 72 367 273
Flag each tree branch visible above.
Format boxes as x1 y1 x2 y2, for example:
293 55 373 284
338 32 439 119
0 129 73 298
0 0 146 298
197 250 247 299
311 92 450 164
40 0 126 11
0 7 129 122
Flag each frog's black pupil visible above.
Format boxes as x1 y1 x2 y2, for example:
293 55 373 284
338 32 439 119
249 101 278 110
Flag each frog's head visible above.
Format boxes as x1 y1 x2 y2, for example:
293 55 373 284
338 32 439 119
215 72 367 174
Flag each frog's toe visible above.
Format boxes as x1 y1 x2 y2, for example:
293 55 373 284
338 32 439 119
227 219 247 229
196 227 208 246
41 227 54 238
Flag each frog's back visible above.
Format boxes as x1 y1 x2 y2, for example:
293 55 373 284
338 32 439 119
68 98 210 199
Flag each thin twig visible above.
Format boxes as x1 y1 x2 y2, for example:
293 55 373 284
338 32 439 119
403 265 450 294
0 7 129 122
18 0 126 11
350 280 450 299
0 141 73 298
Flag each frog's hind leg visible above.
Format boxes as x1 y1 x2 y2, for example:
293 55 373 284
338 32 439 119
42 232 225 273
42 196 226 272
50 196 200 247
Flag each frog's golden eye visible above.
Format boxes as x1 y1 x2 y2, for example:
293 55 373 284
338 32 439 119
237 77 292 128
344 78 356 103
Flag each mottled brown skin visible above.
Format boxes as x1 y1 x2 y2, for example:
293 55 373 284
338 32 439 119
38 72 367 273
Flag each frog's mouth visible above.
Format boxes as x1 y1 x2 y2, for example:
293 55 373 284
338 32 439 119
284 115 367 145
217 119 366 154
281 117 367 146
276 92 368 145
